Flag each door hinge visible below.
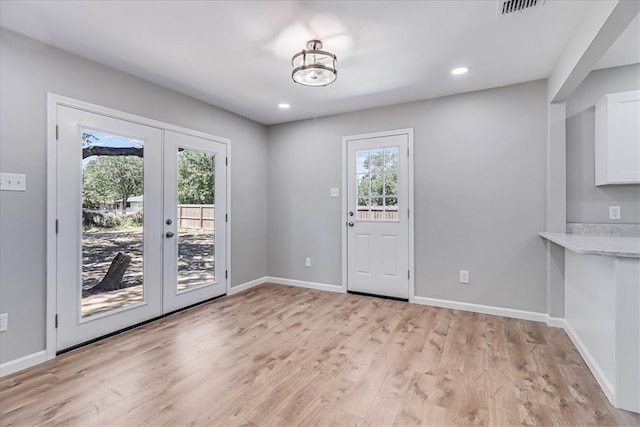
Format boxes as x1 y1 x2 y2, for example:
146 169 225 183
55 219 59 234
225 270 228 279
407 209 410 219
225 213 228 223
407 146 409 157
55 125 59 141
55 314 58 328
225 157 228 166
408 270 410 279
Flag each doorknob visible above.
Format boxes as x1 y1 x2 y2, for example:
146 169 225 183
166 231 175 238
347 221 354 227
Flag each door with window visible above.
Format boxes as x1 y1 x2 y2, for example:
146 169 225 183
162 131 226 313
55 105 227 351
346 131 410 299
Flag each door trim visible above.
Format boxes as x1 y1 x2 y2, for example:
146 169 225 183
46 93 231 360
341 128 415 301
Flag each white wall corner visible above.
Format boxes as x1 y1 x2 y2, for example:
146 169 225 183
545 316 566 329
545 101 567 319
547 102 566 233
563 321 616 405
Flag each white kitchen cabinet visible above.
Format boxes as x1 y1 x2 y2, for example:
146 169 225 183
595 90 640 185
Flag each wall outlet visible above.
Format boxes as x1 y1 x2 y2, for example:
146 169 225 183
609 206 621 220
330 187 340 198
459 270 470 284
305 257 311 268
0 173 27 192
0 313 7 332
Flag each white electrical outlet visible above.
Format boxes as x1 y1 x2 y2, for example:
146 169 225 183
330 188 340 198
305 257 311 267
459 270 470 284
609 206 621 220
0 313 7 332
0 173 27 192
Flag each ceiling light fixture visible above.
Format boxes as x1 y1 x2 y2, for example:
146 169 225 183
292 40 337 87
451 66 470 75
278 103 290 109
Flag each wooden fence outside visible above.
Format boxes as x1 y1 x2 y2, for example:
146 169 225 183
177 204 215 230
357 206 398 221
177 204 396 228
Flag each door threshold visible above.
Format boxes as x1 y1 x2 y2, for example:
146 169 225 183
57 294 226 355
347 290 408 302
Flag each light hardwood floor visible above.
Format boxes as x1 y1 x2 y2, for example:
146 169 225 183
1 284 638 426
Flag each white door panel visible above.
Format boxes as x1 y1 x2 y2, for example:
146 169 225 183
56 106 163 351
356 233 371 273
346 132 410 299
162 131 227 312
382 235 399 277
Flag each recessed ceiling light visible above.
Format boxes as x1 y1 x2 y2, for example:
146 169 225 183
451 66 470 75
278 103 290 109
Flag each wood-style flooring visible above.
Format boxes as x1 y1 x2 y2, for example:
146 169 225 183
1 284 638 426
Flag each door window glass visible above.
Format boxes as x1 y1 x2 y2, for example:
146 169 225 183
176 148 215 292
81 130 145 317
355 146 399 221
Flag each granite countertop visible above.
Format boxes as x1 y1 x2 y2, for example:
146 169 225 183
539 232 640 258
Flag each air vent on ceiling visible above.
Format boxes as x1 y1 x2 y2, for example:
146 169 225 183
499 0 544 15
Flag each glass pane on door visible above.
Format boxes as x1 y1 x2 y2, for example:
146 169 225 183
177 148 215 292
355 146 400 222
81 130 145 317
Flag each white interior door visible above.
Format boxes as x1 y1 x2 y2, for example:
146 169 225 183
56 106 163 351
162 131 227 313
346 132 410 299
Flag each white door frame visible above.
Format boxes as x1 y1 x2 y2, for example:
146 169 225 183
46 93 231 360
341 128 415 301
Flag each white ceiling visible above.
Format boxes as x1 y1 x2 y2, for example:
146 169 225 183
0 0 634 125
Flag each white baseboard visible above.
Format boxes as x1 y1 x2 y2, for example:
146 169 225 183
0 350 47 377
227 276 268 295
263 279 563 328
266 276 345 293
563 321 616 405
412 296 551 324
545 316 566 328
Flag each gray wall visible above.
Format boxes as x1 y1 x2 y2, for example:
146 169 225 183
566 64 640 224
0 29 268 363
268 80 548 313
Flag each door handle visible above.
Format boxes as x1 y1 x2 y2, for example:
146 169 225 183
347 221 354 227
166 231 175 238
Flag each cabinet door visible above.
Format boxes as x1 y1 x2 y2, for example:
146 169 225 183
596 90 640 185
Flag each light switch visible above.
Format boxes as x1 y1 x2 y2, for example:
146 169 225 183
330 187 340 198
609 206 621 220
0 173 27 192
459 270 470 284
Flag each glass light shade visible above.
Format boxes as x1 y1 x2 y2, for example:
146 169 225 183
291 40 337 87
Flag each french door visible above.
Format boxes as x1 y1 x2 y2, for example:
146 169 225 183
55 105 227 351
162 131 226 313
345 130 411 299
